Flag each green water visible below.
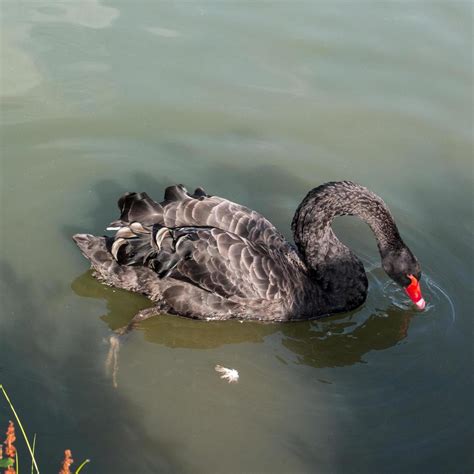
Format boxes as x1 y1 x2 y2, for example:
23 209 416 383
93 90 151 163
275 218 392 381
1 2 472 473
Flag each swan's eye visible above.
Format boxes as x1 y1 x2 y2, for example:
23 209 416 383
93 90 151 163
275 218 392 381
405 274 426 310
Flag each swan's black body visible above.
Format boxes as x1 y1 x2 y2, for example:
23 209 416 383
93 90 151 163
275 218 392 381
73 181 421 322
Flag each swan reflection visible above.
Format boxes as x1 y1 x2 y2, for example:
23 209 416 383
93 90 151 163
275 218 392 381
72 270 416 370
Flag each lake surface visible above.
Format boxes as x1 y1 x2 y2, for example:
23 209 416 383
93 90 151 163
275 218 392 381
1 2 472 472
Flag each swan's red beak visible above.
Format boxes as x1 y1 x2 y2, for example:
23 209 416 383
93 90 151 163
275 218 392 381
405 275 426 310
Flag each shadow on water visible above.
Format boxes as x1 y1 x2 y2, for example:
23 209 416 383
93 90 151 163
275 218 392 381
0 261 186 474
71 270 416 369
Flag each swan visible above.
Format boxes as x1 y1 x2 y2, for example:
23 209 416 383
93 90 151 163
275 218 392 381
73 181 425 328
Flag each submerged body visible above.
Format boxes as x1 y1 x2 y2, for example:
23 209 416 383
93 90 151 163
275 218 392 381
73 181 424 324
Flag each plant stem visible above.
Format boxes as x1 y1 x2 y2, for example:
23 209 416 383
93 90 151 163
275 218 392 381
30 434 36 474
75 459 90 474
0 385 40 474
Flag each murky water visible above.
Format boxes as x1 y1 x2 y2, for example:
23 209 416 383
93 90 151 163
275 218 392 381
1 2 472 472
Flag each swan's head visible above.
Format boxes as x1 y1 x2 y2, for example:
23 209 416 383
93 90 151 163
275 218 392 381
382 247 425 310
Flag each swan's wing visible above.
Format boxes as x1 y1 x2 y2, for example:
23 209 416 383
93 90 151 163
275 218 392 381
109 223 296 309
111 184 287 249
168 227 292 302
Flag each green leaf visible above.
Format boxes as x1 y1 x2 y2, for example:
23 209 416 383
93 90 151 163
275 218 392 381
0 458 15 468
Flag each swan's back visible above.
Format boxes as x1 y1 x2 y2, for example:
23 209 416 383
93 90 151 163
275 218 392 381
113 184 290 249
74 184 306 321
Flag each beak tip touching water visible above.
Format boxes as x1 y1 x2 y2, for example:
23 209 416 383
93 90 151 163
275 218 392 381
415 297 426 310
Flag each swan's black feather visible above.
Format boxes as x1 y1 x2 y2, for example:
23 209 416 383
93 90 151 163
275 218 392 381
74 181 422 321
164 184 189 202
118 192 163 225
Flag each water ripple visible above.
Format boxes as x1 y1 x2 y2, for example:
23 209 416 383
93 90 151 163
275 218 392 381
380 275 456 323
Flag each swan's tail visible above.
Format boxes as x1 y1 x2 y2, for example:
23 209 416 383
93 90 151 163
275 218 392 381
73 233 112 269
72 232 166 292
74 184 211 275
73 222 182 276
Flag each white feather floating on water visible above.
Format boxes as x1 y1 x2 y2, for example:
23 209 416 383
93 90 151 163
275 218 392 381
215 365 239 383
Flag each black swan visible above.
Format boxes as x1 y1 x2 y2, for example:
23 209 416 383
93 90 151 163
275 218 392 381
73 181 425 327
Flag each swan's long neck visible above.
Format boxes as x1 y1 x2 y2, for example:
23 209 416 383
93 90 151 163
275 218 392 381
292 181 404 277
292 181 405 313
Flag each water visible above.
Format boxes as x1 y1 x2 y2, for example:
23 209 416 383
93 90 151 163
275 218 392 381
1 2 472 472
